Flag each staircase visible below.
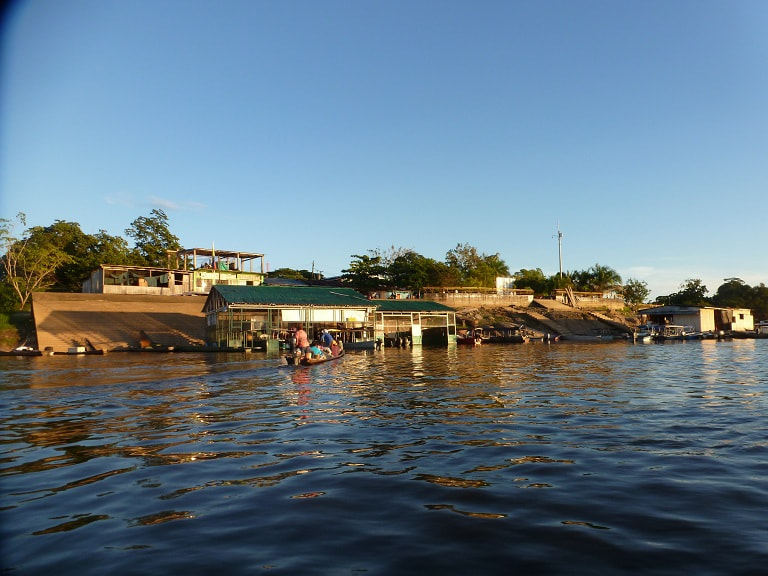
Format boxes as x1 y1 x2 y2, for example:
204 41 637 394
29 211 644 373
587 311 632 336
521 308 574 338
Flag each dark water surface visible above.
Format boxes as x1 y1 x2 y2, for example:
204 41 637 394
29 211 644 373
2 341 767 575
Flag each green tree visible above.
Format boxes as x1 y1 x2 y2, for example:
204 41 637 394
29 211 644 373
342 252 387 294
467 253 509 288
712 278 751 308
622 278 650 307
445 243 481 285
751 284 768 321
268 268 317 282
568 269 590 291
445 244 508 287
388 251 451 295
0 213 72 310
549 273 572 291
712 278 768 321
91 230 136 266
663 278 710 306
513 268 549 295
125 209 182 267
23 221 136 292
586 263 622 292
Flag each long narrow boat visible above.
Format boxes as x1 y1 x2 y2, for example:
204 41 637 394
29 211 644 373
0 346 42 357
286 350 345 366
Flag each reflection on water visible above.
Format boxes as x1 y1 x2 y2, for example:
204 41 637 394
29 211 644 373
2 341 767 575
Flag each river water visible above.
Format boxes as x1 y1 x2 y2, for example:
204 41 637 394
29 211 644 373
2 340 767 575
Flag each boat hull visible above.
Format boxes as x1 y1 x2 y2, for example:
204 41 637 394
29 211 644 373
286 350 345 366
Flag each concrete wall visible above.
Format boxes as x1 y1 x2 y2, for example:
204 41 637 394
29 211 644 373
32 292 207 353
425 293 534 307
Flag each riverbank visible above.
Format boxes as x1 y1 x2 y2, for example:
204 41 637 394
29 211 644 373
2 302 640 352
454 302 639 338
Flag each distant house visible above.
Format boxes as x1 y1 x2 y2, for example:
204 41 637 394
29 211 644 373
637 305 754 333
82 248 266 295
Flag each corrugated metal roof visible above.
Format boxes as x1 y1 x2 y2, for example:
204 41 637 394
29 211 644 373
208 285 375 308
637 305 704 315
373 299 455 312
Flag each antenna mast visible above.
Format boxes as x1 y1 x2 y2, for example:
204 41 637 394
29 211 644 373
556 222 563 278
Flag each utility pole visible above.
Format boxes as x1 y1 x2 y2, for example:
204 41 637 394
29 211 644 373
555 222 563 279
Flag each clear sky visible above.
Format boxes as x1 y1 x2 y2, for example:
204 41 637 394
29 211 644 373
2 0 767 299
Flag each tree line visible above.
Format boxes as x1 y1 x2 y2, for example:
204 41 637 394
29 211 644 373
335 246 768 319
0 210 180 310
2 211 766 319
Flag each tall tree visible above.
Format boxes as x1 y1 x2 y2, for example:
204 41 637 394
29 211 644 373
663 278 710 306
342 252 387 294
513 268 550 295
751 284 768 321
91 230 136 267
586 263 622 292
125 209 182 267
268 268 316 282
469 253 510 288
388 251 448 295
445 244 508 287
622 278 650 307
0 213 72 310
712 278 750 308
445 243 481 283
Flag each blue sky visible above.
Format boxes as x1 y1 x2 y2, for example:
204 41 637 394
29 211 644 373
2 0 767 299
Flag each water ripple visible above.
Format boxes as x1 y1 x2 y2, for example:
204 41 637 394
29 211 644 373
2 342 768 575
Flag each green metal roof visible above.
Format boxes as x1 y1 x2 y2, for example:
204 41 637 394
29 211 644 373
372 299 455 312
208 285 375 308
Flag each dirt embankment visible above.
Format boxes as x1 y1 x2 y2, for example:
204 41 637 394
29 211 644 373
455 304 639 337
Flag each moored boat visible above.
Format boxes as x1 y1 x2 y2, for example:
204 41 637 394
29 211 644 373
457 329 483 346
633 325 656 342
654 325 701 341
731 321 768 339
0 346 42 357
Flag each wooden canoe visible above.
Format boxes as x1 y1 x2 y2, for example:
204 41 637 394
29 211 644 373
286 350 345 366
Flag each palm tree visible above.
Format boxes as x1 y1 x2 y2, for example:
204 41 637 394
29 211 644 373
587 263 622 292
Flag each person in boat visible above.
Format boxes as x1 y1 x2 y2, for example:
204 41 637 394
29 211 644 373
320 329 334 353
294 324 311 361
309 341 327 359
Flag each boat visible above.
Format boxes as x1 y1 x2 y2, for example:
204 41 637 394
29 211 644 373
0 345 42 357
633 325 655 343
731 321 768 339
561 334 614 342
457 329 483 346
286 349 345 366
481 323 530 344
654 325 701 341
326 328 376 350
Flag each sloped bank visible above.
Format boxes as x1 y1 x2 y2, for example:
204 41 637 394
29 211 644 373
455 302 638 340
